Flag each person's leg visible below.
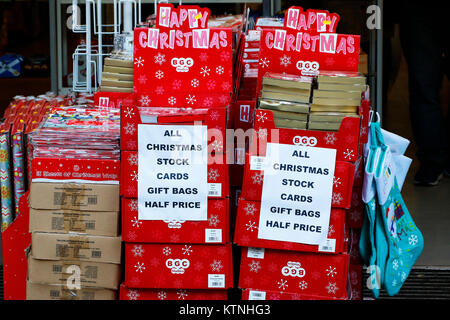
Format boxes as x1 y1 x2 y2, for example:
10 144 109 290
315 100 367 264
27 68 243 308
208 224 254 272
400 2 449 185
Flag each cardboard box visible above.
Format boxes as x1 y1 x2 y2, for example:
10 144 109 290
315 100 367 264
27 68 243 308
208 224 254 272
241 288 345 300
251 108 364 163
29 182 120 212
122 198 229 243
125 243 233 289
119 284 227 300
26 281 116 300
29 208 120 236
27 256 121 290
234 200 347 254
241 152 356 209
31 232 122 264
239 247 349 299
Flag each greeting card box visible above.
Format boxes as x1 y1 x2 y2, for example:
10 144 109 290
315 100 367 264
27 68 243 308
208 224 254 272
241 288 345 300
241 152 355 209
234 200 346 254
29 208 120 237
133 4 233 101
122 198 229 243
251 109 361 163
26 281 117 300
239 247 349 299
119 284 228 300
29 182 120 212
125 243 233 289
121 151 229 199
31 232 122 264
120 105 228 153
27 256 121 290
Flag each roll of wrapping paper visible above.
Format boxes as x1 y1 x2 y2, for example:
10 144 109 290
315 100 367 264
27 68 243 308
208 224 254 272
0 133 14 231
12 132 25 216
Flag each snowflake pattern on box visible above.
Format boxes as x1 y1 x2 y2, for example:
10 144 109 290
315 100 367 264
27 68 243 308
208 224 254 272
128 153 138 166
208 168 220 181
182 245 193 256
177 290 188 300
132 245 145 257
244 203 257 216
154 52 166 65
326 266 337 278
277 279 288 291
131 216 142 228
134 56 144 67
210 260 223 272
299 280 308 290
124 123 136 135
252 173 263 185
134 262 146 273
157 291 167 300
124 106 135 119
246 220 258 232
248 260 261 273
325 282 338 295
280 55 291 67
139 95 151 106
162 246 171 256
127 289 140 300
208 214 220 227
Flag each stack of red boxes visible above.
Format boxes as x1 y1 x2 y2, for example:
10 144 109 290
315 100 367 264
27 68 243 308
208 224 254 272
231 6 369 300
119 3 238 300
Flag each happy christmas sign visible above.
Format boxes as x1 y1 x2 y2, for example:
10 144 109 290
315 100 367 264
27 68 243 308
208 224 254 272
256 6 360 95
133 4 233 107
257 143 336 245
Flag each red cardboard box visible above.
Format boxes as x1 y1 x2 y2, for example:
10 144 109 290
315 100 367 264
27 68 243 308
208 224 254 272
347 184 363 229
94 91 136 109
119 284 227 300
251 109 361 163
122 198 229 243
120 105 228 153
239 247 349 299
241 288 345 300
32 157 120 183
234 200 346 254
241 152 355 209
121 151 229 199
348 228 362 265
125 243 234 289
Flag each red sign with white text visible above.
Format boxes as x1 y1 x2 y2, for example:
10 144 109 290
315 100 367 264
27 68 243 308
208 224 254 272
133 4 233 107
256 7 360 96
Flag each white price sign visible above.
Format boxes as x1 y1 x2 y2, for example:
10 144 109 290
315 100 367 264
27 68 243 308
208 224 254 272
257 143 336 245
138 124 208 221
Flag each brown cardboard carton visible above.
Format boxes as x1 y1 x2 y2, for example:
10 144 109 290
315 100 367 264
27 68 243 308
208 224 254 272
26 281 117 300
29 182 119 212
27 256 121 289
29 208 120 236
31 232 122 264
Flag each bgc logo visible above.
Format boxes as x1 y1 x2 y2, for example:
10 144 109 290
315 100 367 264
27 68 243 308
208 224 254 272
166 258 190 274
281 261 306 278
293 135 317 147
171 57 194 72
296 60 319 76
